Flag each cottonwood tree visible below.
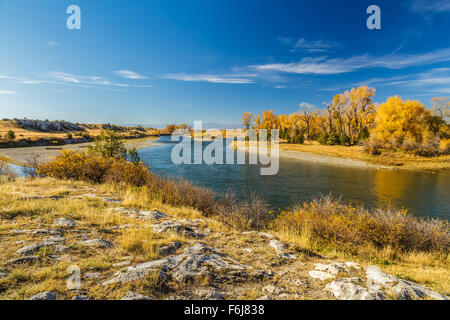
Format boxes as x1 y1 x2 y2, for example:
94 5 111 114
299 103 316 139
241 112 254 130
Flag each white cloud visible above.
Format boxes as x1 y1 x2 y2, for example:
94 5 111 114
252 48 450 75
115 70 147 79
46 71 152 88
0 90 17 95
0 74 47 85
46 41 60 48
161 73 254 84
294 38 339 50
410 0 450 13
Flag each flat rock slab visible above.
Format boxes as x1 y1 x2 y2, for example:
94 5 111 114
365 266 448 300
16 236 65 255
152 221 209 238
194 289 224 300
120 291 152 300
72 295 90 300
103 242 250 286
79 239 112 248
29 291 57 300
54 218 77 228
309 270 336 281
6 256 41 266
139 210 168 220
269 239 297 259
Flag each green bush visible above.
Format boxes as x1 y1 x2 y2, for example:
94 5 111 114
339 133 350 145
89 130 127 159
5 130 15 141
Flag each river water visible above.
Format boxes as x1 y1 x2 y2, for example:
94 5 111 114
138 140 450 219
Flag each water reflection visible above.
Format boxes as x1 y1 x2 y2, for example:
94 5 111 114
132 141 449 219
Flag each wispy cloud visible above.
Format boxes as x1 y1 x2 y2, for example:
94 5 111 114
0 89 17 95
252 48 450 75
0 74 48 85
161 73 255 84
46 71 152 88
294 38 339 50
46 41 60 48
114 70 147 79
410 0 450 13
278 37 339 53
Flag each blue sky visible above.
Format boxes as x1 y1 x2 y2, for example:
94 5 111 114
0 0 450 127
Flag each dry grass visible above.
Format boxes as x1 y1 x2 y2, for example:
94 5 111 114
279 142 450 172
234 140 450 172
0 119 158 143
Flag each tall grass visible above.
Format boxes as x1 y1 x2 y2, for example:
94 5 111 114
272 195 449 254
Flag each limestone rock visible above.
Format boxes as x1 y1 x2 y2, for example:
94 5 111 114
54 218 77 228
269 239 297 259
72 295 90 300
84 272 101 279
0 272 8 279
103 242 249 285
366 266 448 300
120 291 152 300
139 210 168 220
16 236 65 255
194 289 224 300
80 239 111 248
263 284 286 295
308 270 336 281
325 277 384 300
29 291 57 300
113 261 131 267
6 256 41 266
152 221 208 238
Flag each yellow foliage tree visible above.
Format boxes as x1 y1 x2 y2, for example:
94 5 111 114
241 112 254 130
371 96 431 148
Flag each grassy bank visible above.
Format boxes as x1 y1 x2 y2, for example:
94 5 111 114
0 153 448 298
234 140 450 172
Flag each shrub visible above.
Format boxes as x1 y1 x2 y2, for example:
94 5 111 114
363 136 383 155
326 132 339 145
66 132 73 139
339 133 350 145
5 130 15 141
289 132 304 144
316 132 328 145
272 196 449 253
88 130 127 159
440 138 450 154
214 192 271 230
128 148 141 164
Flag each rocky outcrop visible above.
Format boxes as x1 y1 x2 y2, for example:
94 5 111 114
16 119 83 132
103 242 250 286
28 291 57 300
269 239 297 259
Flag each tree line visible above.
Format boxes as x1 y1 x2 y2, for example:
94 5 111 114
242 86 449 156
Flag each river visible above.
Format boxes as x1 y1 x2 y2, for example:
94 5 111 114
139 140 450 219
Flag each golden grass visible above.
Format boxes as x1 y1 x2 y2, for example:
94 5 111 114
235 140 450 172
0 120 158 143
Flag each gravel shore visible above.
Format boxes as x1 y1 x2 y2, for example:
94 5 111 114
0 137 161 165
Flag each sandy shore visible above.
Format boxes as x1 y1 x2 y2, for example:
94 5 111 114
235 144 390 170
0 137 161 165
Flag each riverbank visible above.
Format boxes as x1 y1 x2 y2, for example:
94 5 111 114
234 141 450 172
0 177 448 300
0 137 161 166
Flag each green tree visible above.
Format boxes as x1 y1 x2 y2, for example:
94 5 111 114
5 130 15 141
89 130 127 159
